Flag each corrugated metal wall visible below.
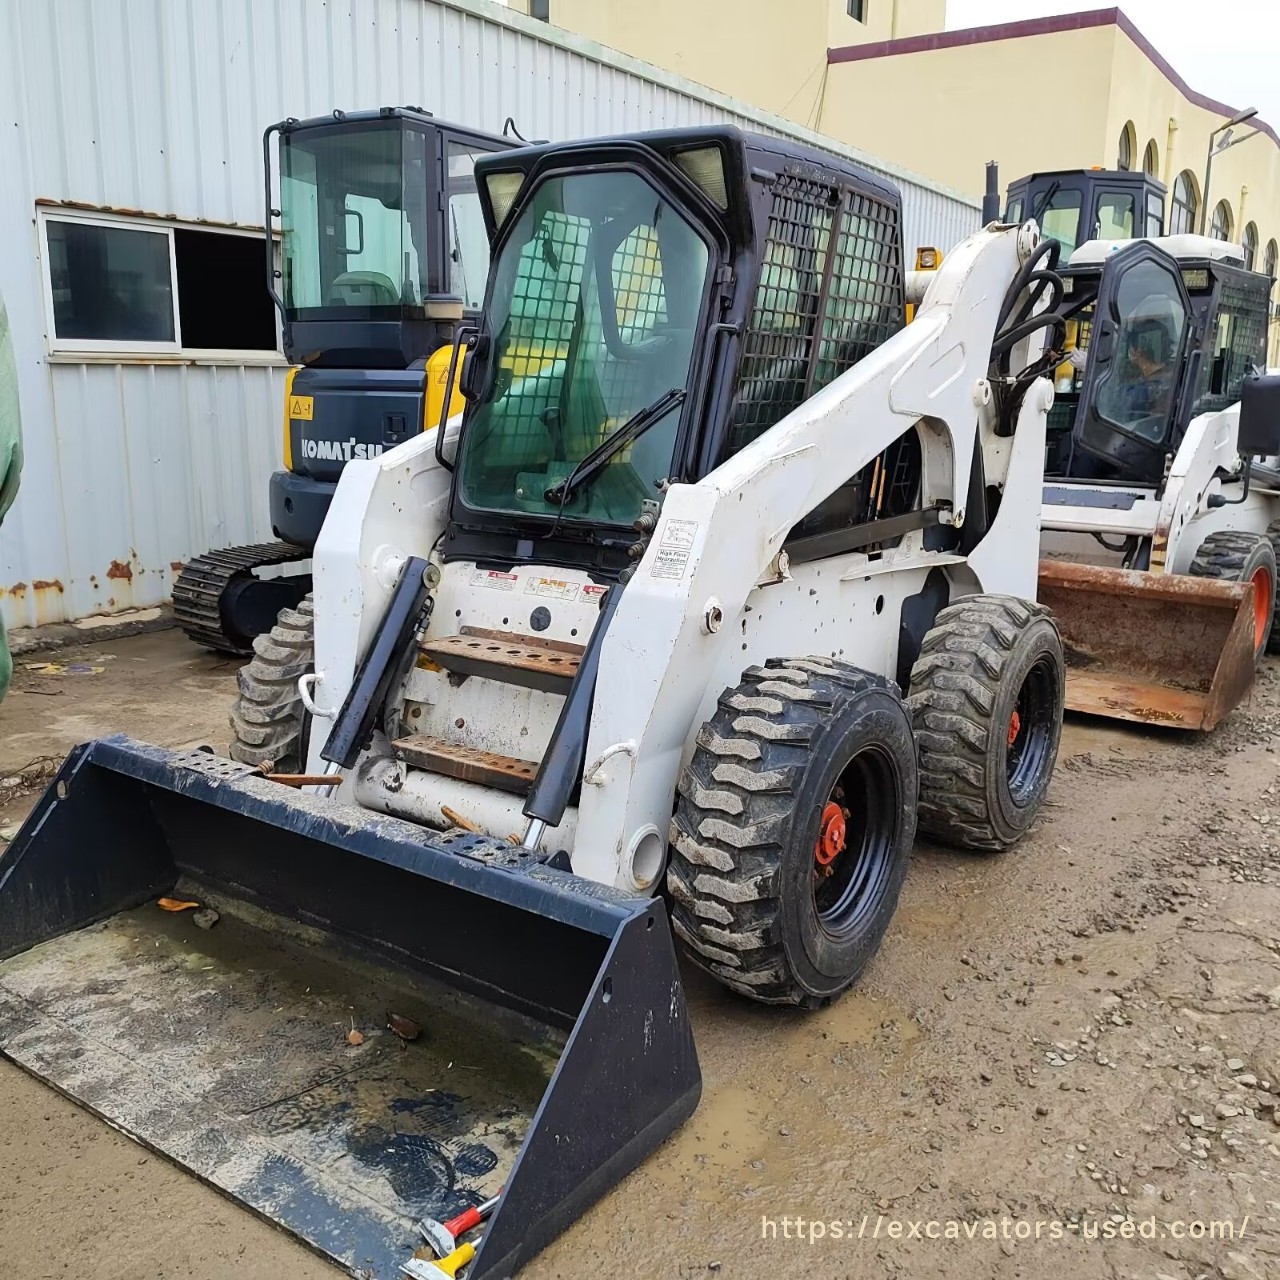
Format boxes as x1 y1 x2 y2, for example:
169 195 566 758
0 0 980 630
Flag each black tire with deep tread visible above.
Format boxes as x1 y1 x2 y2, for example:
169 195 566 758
1191 529 1277 658
907 595 1064 853
667 658 917 1008
229 595 314 772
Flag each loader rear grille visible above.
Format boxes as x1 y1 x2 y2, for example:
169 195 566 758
728 174 905 455
727 169 910 554
1192 273 1270 415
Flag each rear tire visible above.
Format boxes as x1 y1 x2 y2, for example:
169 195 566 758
1194 529 1277 659
229 595 314 772
667 658 917 1008
908 595 1064 852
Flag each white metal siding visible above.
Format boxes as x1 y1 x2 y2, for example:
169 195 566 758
0 0 979 629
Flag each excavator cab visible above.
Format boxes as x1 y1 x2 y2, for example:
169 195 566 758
173 109 515 653
1005 168 1166 259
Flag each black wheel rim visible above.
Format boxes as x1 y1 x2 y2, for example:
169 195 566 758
812 746 900 941
1006 654 1058 805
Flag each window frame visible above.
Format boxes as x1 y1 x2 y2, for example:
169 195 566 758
1116 122 1135 172
848 0 867 21
1210 199 1234 242
1242 222 1259 273
37 204 282 361
1170 171 1198 237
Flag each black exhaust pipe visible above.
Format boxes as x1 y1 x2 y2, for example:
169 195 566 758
982 161 1002 224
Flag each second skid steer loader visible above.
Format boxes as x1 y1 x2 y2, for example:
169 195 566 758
1038 234 1280 729
1 127 1066 1279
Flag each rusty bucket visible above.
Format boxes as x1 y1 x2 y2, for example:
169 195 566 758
1037 559 1257 731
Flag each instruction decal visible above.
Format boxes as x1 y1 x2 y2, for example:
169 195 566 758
650 519 699 580
288 394 314 422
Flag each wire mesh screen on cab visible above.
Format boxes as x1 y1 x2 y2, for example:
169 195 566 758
727 170 914 552
728 174 905 454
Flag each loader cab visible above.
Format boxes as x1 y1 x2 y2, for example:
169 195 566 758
1005 169 1166 260
270 107 514 367
444 126 909 575
1046 236 1270 485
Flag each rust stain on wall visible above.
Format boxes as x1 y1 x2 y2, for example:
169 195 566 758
32 579 64 593
107 560 134 582
7 582 27 597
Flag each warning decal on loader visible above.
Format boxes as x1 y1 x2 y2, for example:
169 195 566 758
288 395 314 421
471 568 518 592
525 576 580 601
650 519 698 580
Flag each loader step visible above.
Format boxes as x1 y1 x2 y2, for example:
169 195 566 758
393 734 539 795
422 629 584 694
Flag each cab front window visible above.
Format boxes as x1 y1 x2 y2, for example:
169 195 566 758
457 170 711 527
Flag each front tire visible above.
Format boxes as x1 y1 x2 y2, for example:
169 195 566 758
667 658 917 1008
1190 530 1276 660
908 595 1064 852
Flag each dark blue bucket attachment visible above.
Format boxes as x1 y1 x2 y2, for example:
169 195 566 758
0 737 700 1279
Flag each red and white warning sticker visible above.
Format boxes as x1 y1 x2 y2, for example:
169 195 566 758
471 568 518 592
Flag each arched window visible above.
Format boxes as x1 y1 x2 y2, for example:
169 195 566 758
1266 239 1279 280
1117 122 1136 171
1243 222 1259 272
1170 170 1199 235
1210 199 1234 241
1143 138 1159 176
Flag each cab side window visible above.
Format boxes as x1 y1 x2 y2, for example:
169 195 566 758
447 141 496 311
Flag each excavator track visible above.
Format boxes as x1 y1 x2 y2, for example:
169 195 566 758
173 542 310 656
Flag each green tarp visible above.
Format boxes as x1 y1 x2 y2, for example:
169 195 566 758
0 293 23 701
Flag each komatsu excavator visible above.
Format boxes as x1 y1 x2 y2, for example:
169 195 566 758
173 107 514 656
1037 233 1280 730
1 127 1066 1279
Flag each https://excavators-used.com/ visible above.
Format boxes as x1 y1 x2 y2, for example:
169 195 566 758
1035 232 1280 730
1 126 1067 1278
173 106 516 658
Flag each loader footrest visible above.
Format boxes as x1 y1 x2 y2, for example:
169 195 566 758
422 629 583 694
393 734 539 795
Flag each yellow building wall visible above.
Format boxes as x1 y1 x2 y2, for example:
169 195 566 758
1104 28 1280 261
525 0 948 125
818 24 1121 199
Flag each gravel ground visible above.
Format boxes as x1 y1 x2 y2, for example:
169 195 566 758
0 629 1277 1280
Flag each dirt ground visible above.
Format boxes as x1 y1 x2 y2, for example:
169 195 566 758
1 629 1278 1280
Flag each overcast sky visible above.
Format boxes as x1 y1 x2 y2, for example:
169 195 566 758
946 0 1280 125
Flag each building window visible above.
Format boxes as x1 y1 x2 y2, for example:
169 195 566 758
1170 171 1199 236
40 208 276 356
1210 199 1234 242
848 0 867 21
1143 138 1159 177
1266 239 1278 280
1243 222 1259 273
530 0 549 19
1116 122 1135 171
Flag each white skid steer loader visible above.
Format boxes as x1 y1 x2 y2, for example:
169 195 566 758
0 127 1065 1279
1037 235 1280 730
